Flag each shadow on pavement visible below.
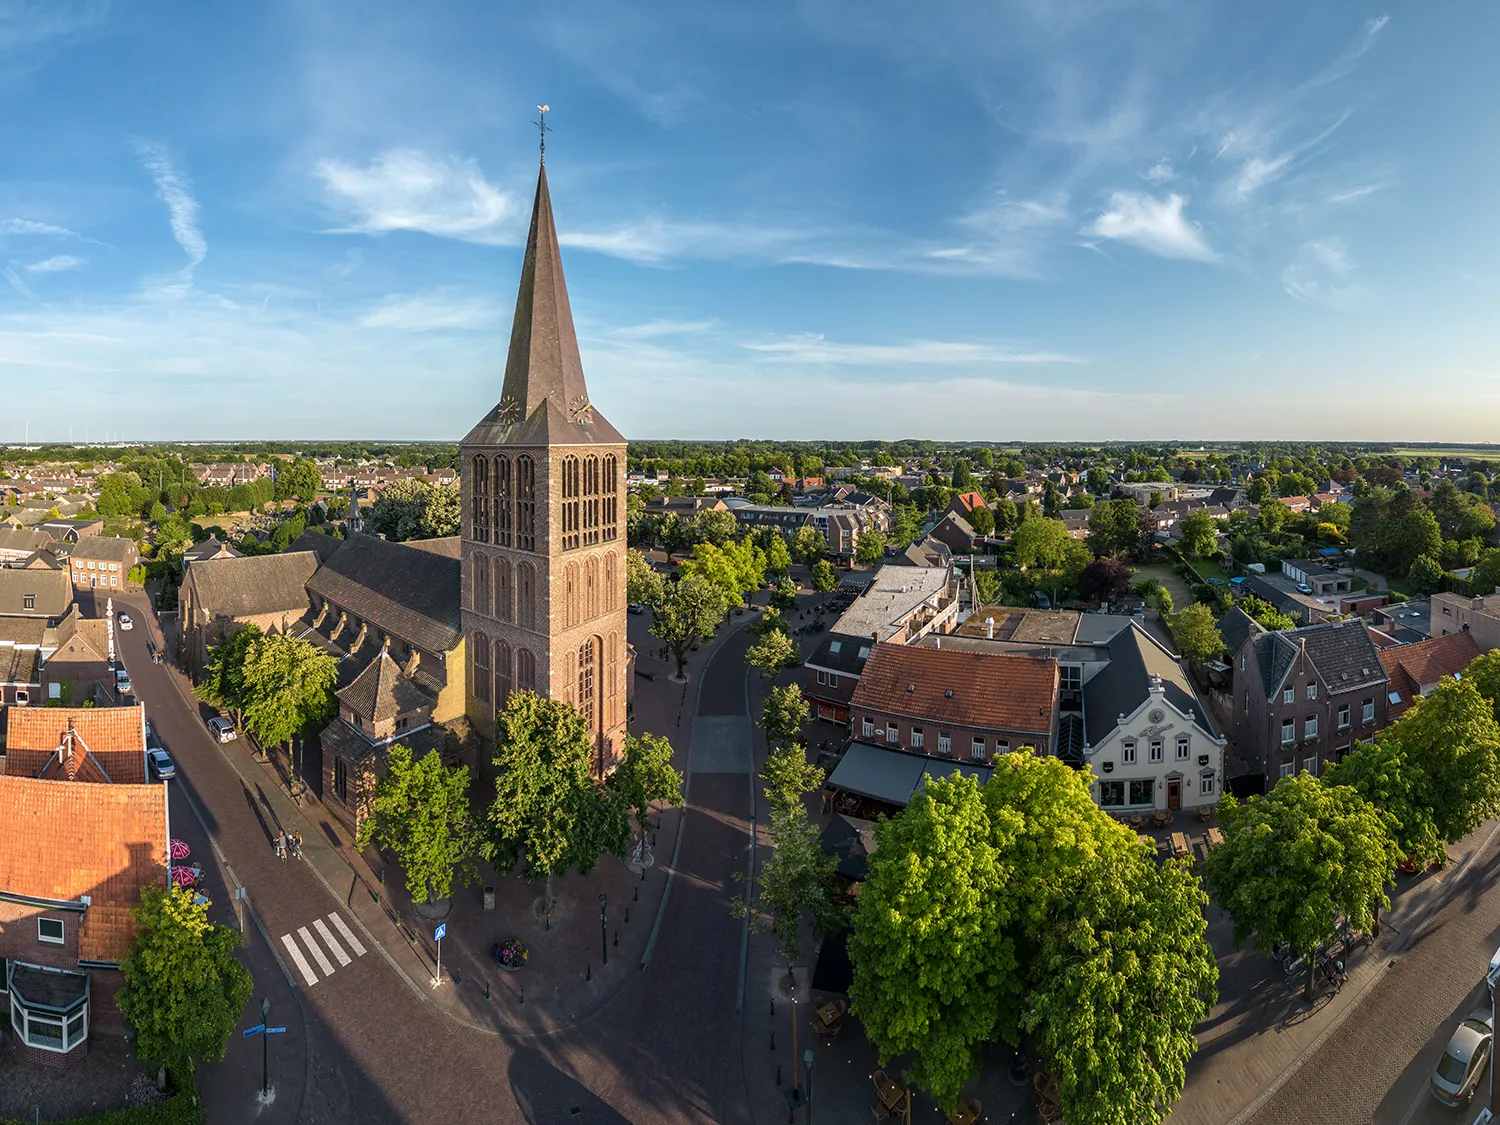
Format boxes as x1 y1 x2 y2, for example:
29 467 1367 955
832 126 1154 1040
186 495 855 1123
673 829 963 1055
509 1046 631 1125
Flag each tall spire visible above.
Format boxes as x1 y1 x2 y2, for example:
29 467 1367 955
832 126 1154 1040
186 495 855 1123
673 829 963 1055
466 144 622 446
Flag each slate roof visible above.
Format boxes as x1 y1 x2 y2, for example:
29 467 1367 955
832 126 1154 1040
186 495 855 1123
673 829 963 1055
307 534 461 655
0 527 51 555
285 529 340 563
805 633 875 677
319 713 448 768
0 568 71 617
893 537 951 568
825 741 993 807
1252 619 1388 698
1217 607 1265 658
461 165 624 448
68 537 137 564
181 538 244 564
404 536 461 559
0 774 167 962
187 551 319 620
1379 632 1481 710
0 645 39 686
1083 623 1217 745
0 616 47 646
5 705 148 784
337 649 431 722
850 642 1057 736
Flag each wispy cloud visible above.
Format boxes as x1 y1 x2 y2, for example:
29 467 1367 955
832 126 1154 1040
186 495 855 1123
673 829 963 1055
23 254 86 273
133 142 206 268
3 267 38 301
1328 183 1385 205
742 333 1085 367
602 319 716 340
359 292 501 331
316 149 518 242
1142 159 1175 184
0 218 86 239
1083 192 1217 261
1282 238 1359 305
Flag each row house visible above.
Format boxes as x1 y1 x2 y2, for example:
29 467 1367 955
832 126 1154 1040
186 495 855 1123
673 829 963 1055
1220 609 1389 782
66 538 137 592
1430 591 1500 651
1378 631 1481 720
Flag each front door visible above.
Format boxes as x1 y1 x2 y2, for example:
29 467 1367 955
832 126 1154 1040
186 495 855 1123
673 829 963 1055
1167 780 1182 811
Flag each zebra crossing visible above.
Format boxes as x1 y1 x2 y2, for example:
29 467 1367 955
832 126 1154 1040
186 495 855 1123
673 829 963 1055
279 912 369 987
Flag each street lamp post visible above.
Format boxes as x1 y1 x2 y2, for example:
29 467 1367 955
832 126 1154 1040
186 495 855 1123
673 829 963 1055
600 893 608 966
260 997 271 1097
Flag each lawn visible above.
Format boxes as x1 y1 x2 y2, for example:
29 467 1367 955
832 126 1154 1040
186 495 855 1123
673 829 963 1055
1132 563 1194 609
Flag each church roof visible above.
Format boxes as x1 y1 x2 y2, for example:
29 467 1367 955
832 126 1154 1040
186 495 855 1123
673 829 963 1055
337 648 430 722
462 164 623 448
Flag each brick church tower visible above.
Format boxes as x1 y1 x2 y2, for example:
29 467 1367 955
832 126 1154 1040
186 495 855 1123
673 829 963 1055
460 155 628 775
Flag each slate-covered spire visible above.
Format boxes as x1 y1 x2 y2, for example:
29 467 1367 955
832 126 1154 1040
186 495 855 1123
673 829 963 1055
464 159 623 447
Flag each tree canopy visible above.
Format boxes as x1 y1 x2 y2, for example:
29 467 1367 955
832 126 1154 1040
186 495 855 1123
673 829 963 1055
1088 499 1147 558
1172 603 1225 663
367 478 460 541
1177 511 1219 558
239 634 339 750
650 572 728 678
357 742 482 904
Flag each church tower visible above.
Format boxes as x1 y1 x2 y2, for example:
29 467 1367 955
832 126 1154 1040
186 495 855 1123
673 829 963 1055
460 152 628 775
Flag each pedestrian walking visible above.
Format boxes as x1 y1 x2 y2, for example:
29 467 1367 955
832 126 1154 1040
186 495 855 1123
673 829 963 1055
275 832 286 861
291 831 303 859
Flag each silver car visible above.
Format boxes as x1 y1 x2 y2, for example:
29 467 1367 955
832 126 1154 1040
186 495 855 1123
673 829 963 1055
206 716 237 742
1432 1007 1494 1106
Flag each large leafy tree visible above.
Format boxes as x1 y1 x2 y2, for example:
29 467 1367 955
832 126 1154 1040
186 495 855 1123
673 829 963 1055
1172 603 1225 663
764 534 793 578
367 478 459 541
769 576 799 614
850 773 1014 1109
1177 511 1219 558
1203 776 1399 999
759 683 809 754
602 732 684 846
239 634 339 753
118 886 254 1073
746 626 800 678
692 507 739 547
1088 499 1147 558
650 572 729 679
855 529 886 565
196 623 261 727
809 558 839 596
357 743 482 905
626 548 665 608
1322 737 1439 864
968 505 996 537
274 457 322 503
790 525 826 564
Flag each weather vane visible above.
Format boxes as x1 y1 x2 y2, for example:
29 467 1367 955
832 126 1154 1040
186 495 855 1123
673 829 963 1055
534 105 551 163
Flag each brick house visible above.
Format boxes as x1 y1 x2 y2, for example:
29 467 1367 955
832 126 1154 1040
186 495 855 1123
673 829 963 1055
1220 608 1389 782
177 551 322 676
849 642 1058 761
66 537 138 593
802 632 874 724
0 709 165 1067
0 617 44 706
40 609 116 707
928 513 977 555
1377 631 1481 720
0 569 71 626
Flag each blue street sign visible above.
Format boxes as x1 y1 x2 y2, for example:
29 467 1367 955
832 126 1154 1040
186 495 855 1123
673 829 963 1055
265 1027 287 1034
242 1024 265 1037
434 923 446 942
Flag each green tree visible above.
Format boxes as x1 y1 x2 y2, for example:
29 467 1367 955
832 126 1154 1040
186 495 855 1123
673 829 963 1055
746 627 800 678
1203 776 1399 999
240 634 339 758
764 534 793 578
791 525 826 564
770 575 799 615
810 558 840 596
1172 603 1225 663
117 886 254 1073
196 624 261 728
650 572 729 679
1469 549 1500 597
1236 594 1298 631
626 548 665 608
693 507 739 548
1087 499 1145 558
1322 737 1440 866
759 683 812 756
603 732 685 845
1407 554 1445 596
1014 516 1072 570
275 457 323 503
974 567 1003 605
855 529 886 565
356 742 482 905
968 505 996 537
739 780 842 978
367 479 459 541
1178 511 1219 558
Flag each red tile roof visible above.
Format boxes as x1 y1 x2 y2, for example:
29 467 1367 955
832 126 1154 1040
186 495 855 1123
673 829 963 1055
1379 631 1482 715
951 491 988 514
850 642 1058 735
4 705 147 784
0 774 167 961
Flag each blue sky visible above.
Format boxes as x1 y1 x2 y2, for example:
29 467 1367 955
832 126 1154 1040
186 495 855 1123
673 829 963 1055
1 1 1496 443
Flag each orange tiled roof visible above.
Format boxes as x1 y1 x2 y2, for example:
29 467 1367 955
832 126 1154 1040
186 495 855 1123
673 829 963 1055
0 774 167 961
851 642 1058 735
4 705 147 784
1378 632 1481 712
952 491 988 513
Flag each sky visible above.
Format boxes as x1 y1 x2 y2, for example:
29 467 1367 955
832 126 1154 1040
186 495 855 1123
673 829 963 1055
0 1 1497 443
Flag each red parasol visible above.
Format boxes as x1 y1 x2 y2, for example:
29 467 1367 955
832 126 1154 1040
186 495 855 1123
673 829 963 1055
169 839 191 860
171 865 198 887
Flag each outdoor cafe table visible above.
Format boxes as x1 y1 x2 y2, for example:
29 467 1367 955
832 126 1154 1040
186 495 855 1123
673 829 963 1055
874 1071 910 1119
1206 827 1225 848
1170 831 1190 858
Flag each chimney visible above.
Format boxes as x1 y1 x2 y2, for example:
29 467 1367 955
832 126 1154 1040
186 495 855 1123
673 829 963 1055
986 616 995 639
935 636 941 650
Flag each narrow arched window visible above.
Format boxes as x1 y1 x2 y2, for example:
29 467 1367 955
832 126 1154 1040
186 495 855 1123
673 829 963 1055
517 563 535 628
516 647 536 691
472 548 491 615
493 556 512 624
607 631 619 726
602 455 618 542
473 630 491 703
583 456 601 546
578 637 597 731
562 455 581 551
493 639 512 710
471 455 490 543
585 555 599 621
516 456 536 551
493 455 512 547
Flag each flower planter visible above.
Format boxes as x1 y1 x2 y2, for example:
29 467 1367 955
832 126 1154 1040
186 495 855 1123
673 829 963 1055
492 939 528 972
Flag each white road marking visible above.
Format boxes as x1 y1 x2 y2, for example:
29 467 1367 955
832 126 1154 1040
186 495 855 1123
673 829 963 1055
328 912 367 957
298 926 336 977
281 933 318 986
313 918 351 966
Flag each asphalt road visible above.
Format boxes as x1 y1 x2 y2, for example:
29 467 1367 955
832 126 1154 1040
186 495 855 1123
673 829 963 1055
108 589 758 1125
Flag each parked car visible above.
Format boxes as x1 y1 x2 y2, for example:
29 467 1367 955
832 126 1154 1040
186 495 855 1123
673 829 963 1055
206 716 237 742
1297 583 1313 594
628 603 646 615
1431 1008 1494 1106
147 747 176 781
118 614 133 631
115 669 132 696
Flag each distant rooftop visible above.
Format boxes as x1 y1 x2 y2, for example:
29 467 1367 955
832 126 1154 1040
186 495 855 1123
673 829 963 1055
830 564 950 642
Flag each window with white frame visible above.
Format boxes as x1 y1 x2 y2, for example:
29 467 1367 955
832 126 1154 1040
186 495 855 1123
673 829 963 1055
827 673 838 689
1283 687 1294 704
1176 734 1190 760
1281 720 1295 744
862 717 874 738
816 670 827 686
995 739 1009 755
886 725 898 746
1279 761 1294 779
1305 716 1318 739
1338 705 1350 729
1306 681 1317 700
938 732 951 756
1149 738 1163 763
1362 699 1375 723
1200 773 1215 795
1122 739 1136 764
971 736 985 760
1303 756 1318 776
37 919 63 946
911 727 924 750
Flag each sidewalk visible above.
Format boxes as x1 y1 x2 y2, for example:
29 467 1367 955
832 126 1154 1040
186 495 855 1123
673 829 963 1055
150 587 754 1043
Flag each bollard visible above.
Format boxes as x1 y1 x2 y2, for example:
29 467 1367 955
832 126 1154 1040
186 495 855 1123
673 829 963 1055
770 999 775 1017
485 981 490 1000
624 907 630 924
614 930 619 948
770 1031 775 1051
776 1065 782 1087
586 963 592 982
520 987 525 1005
634 886 639 902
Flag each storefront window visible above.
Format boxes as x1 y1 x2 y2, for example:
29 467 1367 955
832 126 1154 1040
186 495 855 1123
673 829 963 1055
1128 779 1154 806
1099 781 1125 807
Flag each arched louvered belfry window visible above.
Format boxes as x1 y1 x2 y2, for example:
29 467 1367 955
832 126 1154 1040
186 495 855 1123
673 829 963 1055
562 456 581 551
516 647 536 692
583 456 601 546
493 556 512 623
517 563 535 628
473 630 491 703
493 639 512 710
516 456 536 551
472 549 491 615
471 455 490 543
493 455 512 547
602 455 618 541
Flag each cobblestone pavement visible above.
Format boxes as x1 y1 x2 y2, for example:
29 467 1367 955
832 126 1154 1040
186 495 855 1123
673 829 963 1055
0 1030 151 1121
